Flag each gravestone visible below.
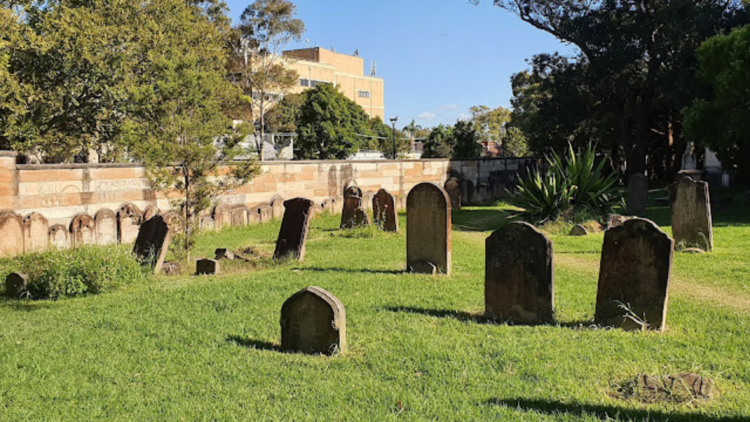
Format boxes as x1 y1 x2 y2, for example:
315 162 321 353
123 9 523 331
142 205 160 221
607 214 634 229
270 196 285 219
372 189 398 232
254 204 273 223
196 258 220 275
70 214 95 248
0 212 26 257
444 178 462 210
595 218 673 332
363 191 374 211
461 179 475 206
5 272 28 298
117 204 142 244
569 224 588 236
94 209 118 245
406 183 452 275
199 216 215 231
213 203 232 230
247 206 261 224
133 215 171 275
349 207 370 228
340 186 363 228
280 286 346 355
669 177 714 251
162 211 183 233
627 173 648 215
22 212 48 252
231 206 248 226
485 222 554 324
214 248 235 261
274 198 314 261
48 224 69 249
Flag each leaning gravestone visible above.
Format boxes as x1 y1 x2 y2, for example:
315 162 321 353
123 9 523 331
274 198 314 261
595 218 673 332
406 183 451 275
485 222 554 324
669 176 714 251
340 186 363 228
281 286 346 355
444 178 461 210
627 173 648 215
372 188 398 232
5 272 28 298
133 215 171 275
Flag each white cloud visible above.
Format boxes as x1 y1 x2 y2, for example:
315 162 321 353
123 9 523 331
417 112 437 120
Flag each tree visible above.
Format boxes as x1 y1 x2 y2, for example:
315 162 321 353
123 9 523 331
370 117 409 159
229 0 304 148
123 0 259 260
295 83 371 160
683 25 750 183
421 124 454 159
453 120 482 158
502 126 530 157
469 105 510 144
0 7 27 151
264 92 304 133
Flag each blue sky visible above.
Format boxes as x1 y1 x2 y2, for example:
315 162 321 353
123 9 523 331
224 0 575 128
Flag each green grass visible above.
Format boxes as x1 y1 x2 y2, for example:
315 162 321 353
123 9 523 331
0 194 749 421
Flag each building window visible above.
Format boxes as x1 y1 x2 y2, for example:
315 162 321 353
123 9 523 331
358 90 370 99
300 78 309 87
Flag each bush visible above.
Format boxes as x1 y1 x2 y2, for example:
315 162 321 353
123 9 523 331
0 245 146 300
510 143 619 223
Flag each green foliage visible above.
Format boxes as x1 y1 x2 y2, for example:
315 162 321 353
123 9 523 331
469 105 510 144
369 117 408 159
0 245 145 300
683 25 750 183
295 83 371 159
421 124 454 158
502 126 529 157
263 92 303 133
452 120 482 158
511 143 619 223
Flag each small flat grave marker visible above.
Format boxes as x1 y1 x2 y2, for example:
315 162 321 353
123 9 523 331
196 258 220 275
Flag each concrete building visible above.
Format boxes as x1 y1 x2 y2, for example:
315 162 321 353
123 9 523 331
284 47 384 120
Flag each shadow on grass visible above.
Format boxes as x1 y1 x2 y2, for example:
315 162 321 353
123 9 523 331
299 267 404 275
485 398 746 422
0 299 53 312
226 335 281 352
451 208 510 232
384 306 596 329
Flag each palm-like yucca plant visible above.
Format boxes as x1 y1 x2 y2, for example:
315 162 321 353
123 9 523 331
510 143 620 223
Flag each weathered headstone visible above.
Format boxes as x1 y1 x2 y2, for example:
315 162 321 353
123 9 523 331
485 222 554 324
48 224 69 249
595 218 673 331
406 183 452 275
669 176 714 251
372 188 398 232
70 214 95 248
270 196 285 220
254 204 273 223
117 204 142 244
213 202 232 230
280 286 346 355
22 212 48 252
627 173 648 215
5 272 28 298
94 209 118 245
133 215 171 275
142 205 160 221
196 258 220 275
199 216 215 231
340 186 363 228
231 206 248 226
214 248 235 261
569 224 588 236
444 178 461 210
274 198 314 261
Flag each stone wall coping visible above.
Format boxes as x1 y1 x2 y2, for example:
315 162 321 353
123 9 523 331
0 151 18 157
14 157 543 170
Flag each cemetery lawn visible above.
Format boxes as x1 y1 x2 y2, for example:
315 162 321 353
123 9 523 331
1 193 749 421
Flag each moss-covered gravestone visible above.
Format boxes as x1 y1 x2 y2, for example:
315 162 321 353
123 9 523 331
373 188 398 232
485 222 554 324
281 286 346 355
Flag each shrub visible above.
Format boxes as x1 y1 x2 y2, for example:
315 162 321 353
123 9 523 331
0 245 146 300
510 143 619 223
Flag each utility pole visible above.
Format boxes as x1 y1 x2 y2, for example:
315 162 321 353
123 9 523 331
389 116 398 160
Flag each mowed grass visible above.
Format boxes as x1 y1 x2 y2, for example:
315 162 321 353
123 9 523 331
0 194 749 421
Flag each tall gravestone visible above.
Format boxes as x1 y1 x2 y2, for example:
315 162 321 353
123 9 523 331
669 176 714 251
70 214 95 248
340 186 364 228
213 203 231 230
231 205 248 226
22 212 48 253
0 212 24 257
274 198 314 261
627 173 648 215
444 178 461 210
94 209 118 245
281 286 346 355
270 196 285 220
485 222 554 324
117 204 141 244
372 188 398 232
406 183 451 275
595 218 673 332
133 215 172 275
48 224 69 249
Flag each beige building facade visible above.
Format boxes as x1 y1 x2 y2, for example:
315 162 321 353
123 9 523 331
284 47 385 120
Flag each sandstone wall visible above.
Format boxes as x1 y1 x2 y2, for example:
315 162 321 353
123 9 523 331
0 151 540 257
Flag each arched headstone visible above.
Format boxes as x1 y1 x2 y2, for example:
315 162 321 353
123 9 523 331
94 209 118 245
48 224 69 249
70 214 95 248
22 212 49 253
213 202 232 230
669 176 713 251
444 178 461 210
485 222 554 324
117 204 142 244
281 286 346 355
595 218 673 332
142 205 160 221
0 212 24 257
274 198 314 261
373 188 398 232
406 183 451 275
270 196 285 220
340 185 363 228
